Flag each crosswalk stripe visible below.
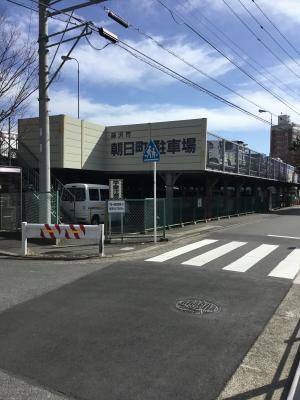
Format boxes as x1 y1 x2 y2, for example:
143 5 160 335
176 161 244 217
223 244 278 272
182 241 247 267
268 249 300 279
145 239 218 262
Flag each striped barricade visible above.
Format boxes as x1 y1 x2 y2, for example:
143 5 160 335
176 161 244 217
21 222 104 256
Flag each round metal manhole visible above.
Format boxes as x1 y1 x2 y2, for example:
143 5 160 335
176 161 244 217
176 298 220 315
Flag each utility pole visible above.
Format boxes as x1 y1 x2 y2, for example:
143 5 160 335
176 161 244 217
8 117 11 166
37 0 111 223
38 0 51 223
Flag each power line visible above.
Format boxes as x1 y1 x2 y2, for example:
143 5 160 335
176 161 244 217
155 0 300 116
49 10 74 72
182 6 300 101
107 40 270 124
5 0 297 125
221 0 300 79
251 0 300 58
5 0 36 12
237 0 300 69
125 21 269 113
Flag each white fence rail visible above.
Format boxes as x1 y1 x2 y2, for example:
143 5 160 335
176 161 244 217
21 222 104 256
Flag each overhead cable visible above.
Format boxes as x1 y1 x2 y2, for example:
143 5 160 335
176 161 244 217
237 0 300 69
251 0 300 58
221 0 300 79
155 0 300 115
181 6 300 101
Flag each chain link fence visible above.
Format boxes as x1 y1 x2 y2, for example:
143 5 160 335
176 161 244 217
106 198 166 241
0 192 21 230
23 191 60 224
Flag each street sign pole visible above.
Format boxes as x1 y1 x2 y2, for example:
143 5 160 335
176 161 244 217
154 161 157 243
143 139 160 243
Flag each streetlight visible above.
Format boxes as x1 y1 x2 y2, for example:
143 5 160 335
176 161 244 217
259 109 273 155
61 55 80 119
258 109 273 126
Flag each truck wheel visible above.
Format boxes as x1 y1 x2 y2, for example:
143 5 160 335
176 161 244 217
91 215 100 225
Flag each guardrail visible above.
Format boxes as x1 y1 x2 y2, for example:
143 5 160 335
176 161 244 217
21 222 104 256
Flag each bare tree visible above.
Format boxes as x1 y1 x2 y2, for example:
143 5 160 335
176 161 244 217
0 14 37 130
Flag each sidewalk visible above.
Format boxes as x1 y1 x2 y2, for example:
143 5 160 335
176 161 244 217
0 212 266 260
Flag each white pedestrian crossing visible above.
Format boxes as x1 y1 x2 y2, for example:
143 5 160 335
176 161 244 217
268 249 300 280
223 244 278 272
182 241 246 267
145 239 300 281
145 239 217 262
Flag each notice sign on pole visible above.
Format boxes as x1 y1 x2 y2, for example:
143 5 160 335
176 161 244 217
109 179 123 199
108 200 125 213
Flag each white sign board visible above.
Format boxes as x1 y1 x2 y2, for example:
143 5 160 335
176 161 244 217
108 200 125 213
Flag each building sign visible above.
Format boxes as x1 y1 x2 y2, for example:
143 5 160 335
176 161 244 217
109 179 123 199
108 200 125 213
111 138 196 157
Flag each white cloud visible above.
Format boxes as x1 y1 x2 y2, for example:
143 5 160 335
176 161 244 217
40 87 263 130
177 0 300 28
57 34 233 89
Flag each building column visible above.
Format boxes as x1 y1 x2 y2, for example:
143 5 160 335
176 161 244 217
204 176 219 219
160 172 181 227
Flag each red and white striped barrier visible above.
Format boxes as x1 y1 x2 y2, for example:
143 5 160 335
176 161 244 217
21 222 104 256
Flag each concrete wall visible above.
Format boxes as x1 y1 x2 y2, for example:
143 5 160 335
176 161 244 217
105 118 207 172
18 115 64 168
18 115 106 171
18 116 207 173
63 116 81 169
81 120 105 170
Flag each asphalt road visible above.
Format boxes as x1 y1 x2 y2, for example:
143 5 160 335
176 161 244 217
0 209 299 400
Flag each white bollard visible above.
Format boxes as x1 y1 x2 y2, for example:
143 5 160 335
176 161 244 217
22 222 28 256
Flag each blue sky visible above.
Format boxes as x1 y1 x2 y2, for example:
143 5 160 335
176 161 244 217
4 0 300 154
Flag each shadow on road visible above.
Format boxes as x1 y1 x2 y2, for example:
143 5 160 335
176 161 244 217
221 318 300 400
271 207 300 217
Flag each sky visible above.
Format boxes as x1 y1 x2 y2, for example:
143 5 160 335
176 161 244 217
3 0 300 155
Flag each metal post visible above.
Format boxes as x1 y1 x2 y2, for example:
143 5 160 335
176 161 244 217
154 161 157 243
22 222 28 256
8 117 11 166
38 0 51 223
77 61 80 119
99 224 104 257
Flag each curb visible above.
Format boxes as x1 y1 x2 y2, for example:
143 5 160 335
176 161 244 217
0 214 269 261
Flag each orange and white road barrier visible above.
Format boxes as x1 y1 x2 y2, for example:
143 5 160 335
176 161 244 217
21 222 104 256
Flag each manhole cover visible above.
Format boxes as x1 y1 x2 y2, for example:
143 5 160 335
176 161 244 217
176 298 220 315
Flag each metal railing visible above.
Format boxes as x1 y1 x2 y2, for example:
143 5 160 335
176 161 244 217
206 132 299 183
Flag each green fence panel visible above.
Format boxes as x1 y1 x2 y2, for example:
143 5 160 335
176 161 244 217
23 191 59 224
0 192 21 230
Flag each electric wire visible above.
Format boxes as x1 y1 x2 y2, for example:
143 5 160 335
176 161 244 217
221 0 300 79
115 40 270 124
85 35 111 51
125 21 269 112
251 0 300 58
155 0 300 116
180 6 300 101
49 10 74 72
6 0 296 125
237 0 300 69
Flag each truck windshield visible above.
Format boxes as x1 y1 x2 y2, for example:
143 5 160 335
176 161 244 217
62 188 86 201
